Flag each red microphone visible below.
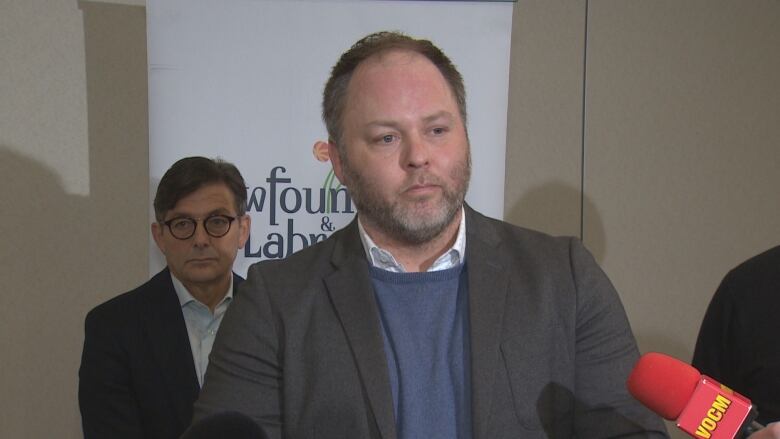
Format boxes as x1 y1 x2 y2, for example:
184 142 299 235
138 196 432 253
627 352 762 439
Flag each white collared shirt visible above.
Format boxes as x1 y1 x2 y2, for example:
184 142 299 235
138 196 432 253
358 207 467 272
171 274 233 387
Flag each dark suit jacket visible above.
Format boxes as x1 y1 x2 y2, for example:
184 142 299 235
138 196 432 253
194 207 667 438
79 268 243 439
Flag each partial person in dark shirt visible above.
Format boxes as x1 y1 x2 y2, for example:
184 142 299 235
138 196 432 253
693 245 780 426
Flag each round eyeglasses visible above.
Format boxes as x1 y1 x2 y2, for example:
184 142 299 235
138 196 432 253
162 215 237 240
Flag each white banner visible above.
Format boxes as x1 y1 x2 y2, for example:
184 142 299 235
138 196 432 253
147 0 513 276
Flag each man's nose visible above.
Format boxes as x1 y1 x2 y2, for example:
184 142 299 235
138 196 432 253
191 222 211 246
404 134 430 169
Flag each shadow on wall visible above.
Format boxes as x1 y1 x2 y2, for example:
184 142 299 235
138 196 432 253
0 148 94 437
505 182 690 364
505 181 606 264
0 2 148 437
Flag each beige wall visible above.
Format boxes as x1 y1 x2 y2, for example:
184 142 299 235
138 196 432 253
510 0 780 353
584 0 780 359
507 2 780 436
2 0 778 437
1 0 148 437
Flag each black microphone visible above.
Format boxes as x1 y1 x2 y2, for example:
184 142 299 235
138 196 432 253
182 411 269 439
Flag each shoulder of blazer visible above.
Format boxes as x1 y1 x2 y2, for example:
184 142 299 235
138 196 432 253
232 272 244 292
85 269 175 323
247 218 363 279
463 204 575 259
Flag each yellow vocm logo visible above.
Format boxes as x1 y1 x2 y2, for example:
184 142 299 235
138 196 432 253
695 394 732 438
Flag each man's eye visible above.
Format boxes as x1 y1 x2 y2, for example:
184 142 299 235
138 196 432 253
172 220 191 230
431 127 447 135
381 135 395 144
208 217 229 227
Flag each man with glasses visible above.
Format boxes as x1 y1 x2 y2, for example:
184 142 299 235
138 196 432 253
79 156 251 439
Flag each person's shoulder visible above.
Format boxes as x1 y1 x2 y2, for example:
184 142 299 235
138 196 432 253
85 270 169 325
730 244 780 277
467 207 576 255
241 225 353 298
247 223 350 272
717 244 780 300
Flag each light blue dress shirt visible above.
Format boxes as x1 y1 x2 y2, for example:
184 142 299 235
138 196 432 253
171 275 233 388
357 207 466 272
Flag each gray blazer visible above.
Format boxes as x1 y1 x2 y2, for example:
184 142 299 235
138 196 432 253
194 207 667 438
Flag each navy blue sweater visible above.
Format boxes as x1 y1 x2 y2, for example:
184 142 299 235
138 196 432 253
370 264 472 439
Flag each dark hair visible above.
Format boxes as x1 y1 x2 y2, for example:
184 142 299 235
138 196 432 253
153 156 247 221
322 31 467 146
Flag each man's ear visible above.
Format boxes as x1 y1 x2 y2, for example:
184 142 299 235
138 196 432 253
327 141 347 186
151 221 166 255
237 214 251 249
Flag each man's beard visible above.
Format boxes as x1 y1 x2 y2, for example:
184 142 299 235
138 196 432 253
341 152 471 246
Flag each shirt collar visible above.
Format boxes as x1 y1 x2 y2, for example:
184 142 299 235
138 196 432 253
171 272 234 309
357 206 466 273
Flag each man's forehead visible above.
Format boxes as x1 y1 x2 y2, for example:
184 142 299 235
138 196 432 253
351 49 438 83
363 48 423 67
165 183 237 217
344 50 458 117
351 51 446 92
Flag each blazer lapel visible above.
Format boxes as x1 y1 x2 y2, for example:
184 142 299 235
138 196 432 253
324 222 397 439
141 269 200 428
464 208 511 439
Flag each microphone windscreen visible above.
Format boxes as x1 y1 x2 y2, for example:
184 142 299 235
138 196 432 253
627 352 701 420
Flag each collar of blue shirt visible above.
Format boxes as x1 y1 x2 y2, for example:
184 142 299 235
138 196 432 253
357 206 466 273
171 273 233 312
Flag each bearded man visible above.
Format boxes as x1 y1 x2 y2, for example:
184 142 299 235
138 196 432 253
192 32 667 439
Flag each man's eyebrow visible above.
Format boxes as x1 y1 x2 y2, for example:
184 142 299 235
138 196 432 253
365 111 456 129
422 111 455 124
365 120 401 129
167 207 233 219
